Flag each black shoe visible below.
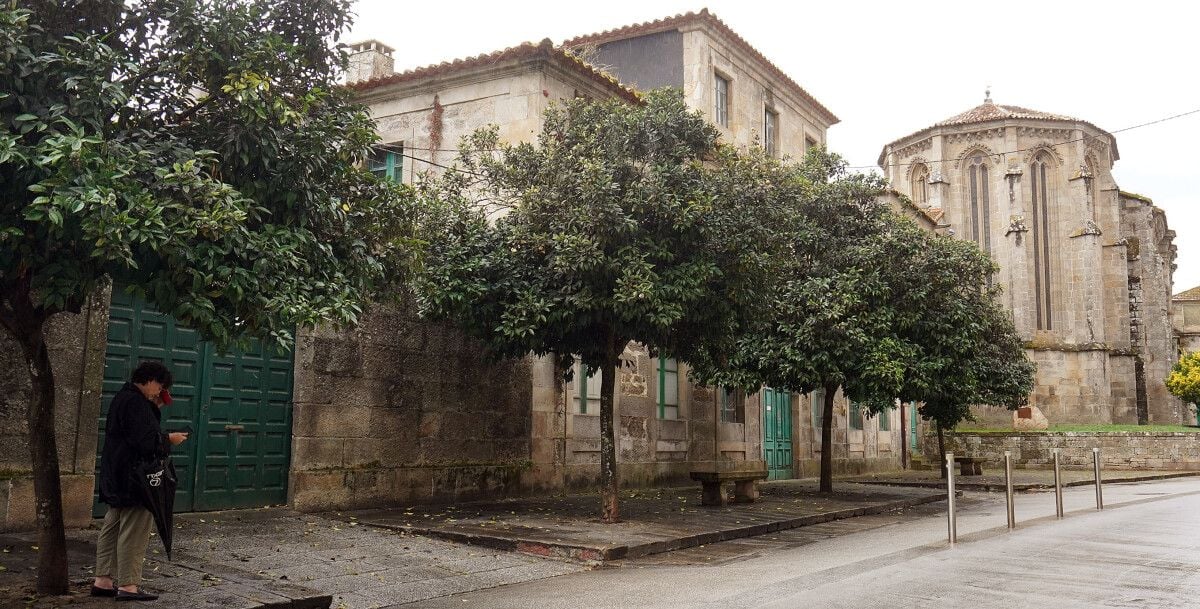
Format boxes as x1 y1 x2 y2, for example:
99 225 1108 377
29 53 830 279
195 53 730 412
89 585 117 597
115 588 159 601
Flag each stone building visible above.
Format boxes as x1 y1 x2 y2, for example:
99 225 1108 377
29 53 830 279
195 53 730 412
1174 285 1200 355
335 10 903 502
562 8 838 157
879 95 1182 426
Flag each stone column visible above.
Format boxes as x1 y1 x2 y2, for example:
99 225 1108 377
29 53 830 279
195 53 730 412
1004 162 1033 334
926 135 948 211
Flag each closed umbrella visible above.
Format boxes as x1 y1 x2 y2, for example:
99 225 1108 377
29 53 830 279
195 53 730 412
132 455 178 560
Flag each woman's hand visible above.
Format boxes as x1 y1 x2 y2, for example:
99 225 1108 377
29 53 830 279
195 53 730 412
168 432 189 446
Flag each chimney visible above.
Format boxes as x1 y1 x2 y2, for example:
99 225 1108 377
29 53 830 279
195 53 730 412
347 39 395 85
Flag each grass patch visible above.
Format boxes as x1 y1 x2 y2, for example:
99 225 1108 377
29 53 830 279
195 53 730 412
955 424 1200 434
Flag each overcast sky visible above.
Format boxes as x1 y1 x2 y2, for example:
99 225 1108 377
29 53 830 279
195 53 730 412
349 0 1199 292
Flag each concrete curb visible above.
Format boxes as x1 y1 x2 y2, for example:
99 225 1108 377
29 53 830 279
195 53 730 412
360 492 947 562
852 471 1200 493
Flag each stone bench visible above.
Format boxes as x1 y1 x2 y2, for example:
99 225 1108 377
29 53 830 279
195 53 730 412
954 456 985 476
689 462 769 506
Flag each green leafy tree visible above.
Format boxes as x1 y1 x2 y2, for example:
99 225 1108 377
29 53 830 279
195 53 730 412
1 1 413 592
691 151 907 493
418 90 794 522
884 230 1036 475
1166 351 1200 416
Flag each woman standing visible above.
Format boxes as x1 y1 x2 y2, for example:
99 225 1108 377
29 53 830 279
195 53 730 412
91 361 188 602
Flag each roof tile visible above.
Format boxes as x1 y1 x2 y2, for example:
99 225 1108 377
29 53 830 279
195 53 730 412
349 39 641 104
1175 285 1200 301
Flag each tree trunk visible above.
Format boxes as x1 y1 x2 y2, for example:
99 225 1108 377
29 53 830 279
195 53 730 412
12 311 69 594
819 383 836 493
936 422 947 480
598 334 621 523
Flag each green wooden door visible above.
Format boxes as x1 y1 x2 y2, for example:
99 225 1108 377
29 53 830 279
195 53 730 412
762 387 793 480
94 289 293 515
193 343 294 510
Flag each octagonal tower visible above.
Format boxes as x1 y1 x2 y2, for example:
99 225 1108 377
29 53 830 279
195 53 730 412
879 95 1180 425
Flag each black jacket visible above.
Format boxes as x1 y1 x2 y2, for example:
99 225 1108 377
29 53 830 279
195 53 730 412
98 382 170 507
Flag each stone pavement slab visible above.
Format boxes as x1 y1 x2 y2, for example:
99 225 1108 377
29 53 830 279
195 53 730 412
846 468 1200 492
172 509 583 609
345 481 945 563
2 508 584 609
0 528 331 609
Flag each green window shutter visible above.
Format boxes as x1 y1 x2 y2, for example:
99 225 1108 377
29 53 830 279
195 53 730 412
574 363 602 414
368 146 403 182
810 389 825 431
850 401 863 430
720 386 739 423
657 356 678 419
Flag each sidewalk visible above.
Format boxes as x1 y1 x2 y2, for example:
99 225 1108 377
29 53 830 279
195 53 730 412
0 526 330 609
345 481 945 562
847 468 1200 492
1 509 582 609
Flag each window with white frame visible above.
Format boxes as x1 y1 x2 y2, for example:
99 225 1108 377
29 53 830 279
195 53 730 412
714 72 730 127
719 386 743 423
571 363 603 414
763 107 778 157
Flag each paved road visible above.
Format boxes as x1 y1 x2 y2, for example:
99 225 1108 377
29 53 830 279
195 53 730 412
405 478 1200 608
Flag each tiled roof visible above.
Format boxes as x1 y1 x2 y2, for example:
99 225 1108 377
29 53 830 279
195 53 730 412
349 39 641 104
934 102 1078 127
1175 285 1200 301
879 100 1118 166
562 9 838 126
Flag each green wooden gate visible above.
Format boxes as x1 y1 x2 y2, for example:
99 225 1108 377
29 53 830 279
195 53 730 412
94 288 294 515
762 387 793 480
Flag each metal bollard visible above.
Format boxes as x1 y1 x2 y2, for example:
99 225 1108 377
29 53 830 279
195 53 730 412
1053 448 1064 518
1004 450 1015 528
946 451 957 543
1093 447 1104 510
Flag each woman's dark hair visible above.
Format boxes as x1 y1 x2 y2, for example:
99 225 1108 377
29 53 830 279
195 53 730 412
130 360 173 388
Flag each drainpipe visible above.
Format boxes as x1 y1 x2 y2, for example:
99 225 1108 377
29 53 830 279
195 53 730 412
71 293 95 474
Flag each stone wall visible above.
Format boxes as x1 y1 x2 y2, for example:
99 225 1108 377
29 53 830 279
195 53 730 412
925 431 1200 470
289 305 533 512
538 342 698 491
1120 195 1183 423
0 288 109 531
526 343 903 492
792 389 904 477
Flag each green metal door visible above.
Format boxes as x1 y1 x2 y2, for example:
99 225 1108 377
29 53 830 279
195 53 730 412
762 388 793 480
94 289 293 515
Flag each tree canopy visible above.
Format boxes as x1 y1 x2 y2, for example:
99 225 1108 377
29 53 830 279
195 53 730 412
1166 350 1200 411
2 0 413 592
689 152 1035 490
418 90 797 521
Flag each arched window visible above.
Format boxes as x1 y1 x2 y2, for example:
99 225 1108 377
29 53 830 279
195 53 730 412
965 155 992 254
911 163 929 206
1029 152 1055 330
